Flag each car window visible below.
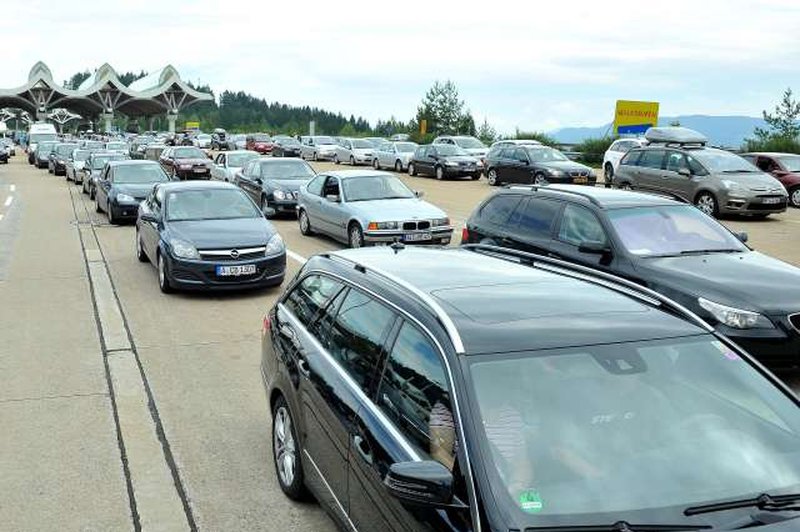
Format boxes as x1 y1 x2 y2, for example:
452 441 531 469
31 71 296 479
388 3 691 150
513 148 529 162
558 204 608 246
284 275 344 328
377 322 454 469
638 150 666 169
756 156 778 173
686 154 708 176
480 195 522 225
323 177 340 197
665 151 690 173
306 175 325 196
326 288 396 391
620 150 642 166
509 198 560 238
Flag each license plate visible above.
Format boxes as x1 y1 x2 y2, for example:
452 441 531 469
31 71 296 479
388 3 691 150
194 168 206 173
216 264 257 276
762 197 781 204
573 176 588 184
404 232 432 242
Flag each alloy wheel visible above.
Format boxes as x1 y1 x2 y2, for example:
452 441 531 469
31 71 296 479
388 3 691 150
695 193 718 217
487 169 498 186
435 166 444 180
791 187 800 208
273 406 296 488
349 225 363 248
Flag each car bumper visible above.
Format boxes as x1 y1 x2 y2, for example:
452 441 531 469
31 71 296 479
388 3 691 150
547 176 598 186
717 321 800 369
443 166 482 176
281 149 301 157
166 253 287 290
364 227 453 245
316 151 336 161
110 202 144 220
177 169 212 180
352 154 374 164
718 192 788 215
272 199 298 213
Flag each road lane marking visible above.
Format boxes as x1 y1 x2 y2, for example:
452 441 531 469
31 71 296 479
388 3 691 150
286 249 307 264
4 196 12 207
0 214 4 221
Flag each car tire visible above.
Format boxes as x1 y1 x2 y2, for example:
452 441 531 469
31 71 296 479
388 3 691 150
487 168 499 186
435 166 444 180
348 223 364 248
790 186 800 208
157 253 173 294
350 155 356 166
272 396 309 501
90 186 96 200
136 229 149 263
470 172 481 181
620 182 633 190
298 209 314 236
408 163 417 176
95 196 102 213
373 158 380 170
604 163 614 188
107 202 118 225
333 154 340 165
534 173 548 186
261 196 275 219
395 160 402 172
312 152 318 162
695 192 719 217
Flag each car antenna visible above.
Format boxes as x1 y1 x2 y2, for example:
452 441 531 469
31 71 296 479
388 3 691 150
390 239 405 254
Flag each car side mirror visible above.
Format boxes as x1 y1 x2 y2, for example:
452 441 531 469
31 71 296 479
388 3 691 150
385 461 464 509
414 190 424 198
678 168 691 177
326 194 340 203
736 231 749 243
578 240 611 255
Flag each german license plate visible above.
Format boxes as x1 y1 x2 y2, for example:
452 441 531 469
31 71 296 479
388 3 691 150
762 197 781 204
573 176 588 184
404 232 432 242
193 168 206 173
216 264 257 276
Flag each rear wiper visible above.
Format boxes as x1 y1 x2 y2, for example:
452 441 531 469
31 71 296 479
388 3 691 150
685 492 800 516
526 521 710 531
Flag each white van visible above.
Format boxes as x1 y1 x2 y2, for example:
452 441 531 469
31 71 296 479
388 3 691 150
27 123 58 163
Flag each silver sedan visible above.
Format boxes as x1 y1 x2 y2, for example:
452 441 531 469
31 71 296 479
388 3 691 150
211 150 259 182
333 138 375 166
373 141 419 172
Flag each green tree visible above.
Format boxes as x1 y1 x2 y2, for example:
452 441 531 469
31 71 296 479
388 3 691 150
64 70 91 89
574 137 615 165
476 118 497 144
513 129 558 147
415 80 474 136
754 88 800 140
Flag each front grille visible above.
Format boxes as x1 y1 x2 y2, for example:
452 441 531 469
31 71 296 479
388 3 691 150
790 313 800 333
569 170 589 177
199 246 266 262
401 221 432 231
750 199 786 210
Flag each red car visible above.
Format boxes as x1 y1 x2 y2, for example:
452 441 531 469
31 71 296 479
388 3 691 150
743 152 800 207
246 133 273 155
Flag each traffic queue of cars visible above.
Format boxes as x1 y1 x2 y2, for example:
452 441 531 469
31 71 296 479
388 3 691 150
20 122 800 531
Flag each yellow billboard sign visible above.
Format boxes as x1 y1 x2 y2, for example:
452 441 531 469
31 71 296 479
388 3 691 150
420 119 427 136
613 100 659 136
185 121 200 130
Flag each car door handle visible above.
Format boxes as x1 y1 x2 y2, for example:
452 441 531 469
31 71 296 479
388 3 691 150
352 434 372 464
296 357 310 378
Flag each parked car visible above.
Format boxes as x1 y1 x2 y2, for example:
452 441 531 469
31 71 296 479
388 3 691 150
159 146 213 180
614 128 788 217
66 148 91 182
602 137 647 187
743 152 800 208
300 135 338 161
389 133 410 141
48 142 79 175
373 141 419 172
135 181 286 292
297 170 452 247
94 160 171 224
484 145 597 187
262 243 800 531
462 184 800 368
105 141 128 154
230 134 247 150
194 133 212 149
34 141 58 168
81 151 130 197
408 144 483 180
271 136 302 157
334 138 375 166
235 158 317 217
246 133 274 155
211 128 229 150
143 144 167 162
0 138 15 157
364 137 391 151
490 139 543 149
433 135 489 159
211 150 259 182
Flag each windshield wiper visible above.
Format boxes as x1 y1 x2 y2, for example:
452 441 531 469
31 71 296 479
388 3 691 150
685 492 800 516
677 249 742 255
721 169 756 173
526 520 710 531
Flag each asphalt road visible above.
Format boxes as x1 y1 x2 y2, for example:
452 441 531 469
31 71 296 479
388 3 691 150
2 154 799 530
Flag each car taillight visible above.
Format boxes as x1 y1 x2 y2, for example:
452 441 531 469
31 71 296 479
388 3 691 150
461 225 470 244
262 314 271 333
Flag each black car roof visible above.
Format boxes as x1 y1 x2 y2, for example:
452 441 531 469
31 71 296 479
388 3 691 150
157 181 238 192
496 184 682 209
108 160 159 167
323 247 705 355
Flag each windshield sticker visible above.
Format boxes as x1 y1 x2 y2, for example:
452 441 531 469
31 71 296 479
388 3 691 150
518 489 543 514
713 341 740 360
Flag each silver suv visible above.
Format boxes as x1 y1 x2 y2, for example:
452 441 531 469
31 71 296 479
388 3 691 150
614 127 788 218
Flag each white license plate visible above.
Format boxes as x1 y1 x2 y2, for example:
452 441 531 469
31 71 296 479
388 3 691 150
404 232 432 242
193 168 206 173
762 197 781 204
216 264 257 276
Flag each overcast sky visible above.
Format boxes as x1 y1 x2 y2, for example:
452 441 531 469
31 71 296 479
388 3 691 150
4 0 800 133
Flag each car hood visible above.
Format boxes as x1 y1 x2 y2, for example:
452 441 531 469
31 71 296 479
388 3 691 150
638 251 800 314
714 172 785 191
266 178 313 192
167 218 273 249
348 198 446 222
540 160 592 172
112 183 161 198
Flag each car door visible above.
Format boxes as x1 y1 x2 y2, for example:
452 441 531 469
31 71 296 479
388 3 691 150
634 149 667 191
238 160 259 200
316 177 347 240
347 320 472 532
96 166 112 209
550 203 616 270
661 150 692 197
140 187 164 259
421 146 437 176
212 153 226 181
509 148 533 184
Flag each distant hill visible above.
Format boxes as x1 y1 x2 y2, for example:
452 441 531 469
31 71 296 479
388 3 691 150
551 115 767 147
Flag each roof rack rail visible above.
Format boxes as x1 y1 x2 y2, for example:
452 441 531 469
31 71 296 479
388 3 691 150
462 244 713 332
325 252 466 353
502 184 603 207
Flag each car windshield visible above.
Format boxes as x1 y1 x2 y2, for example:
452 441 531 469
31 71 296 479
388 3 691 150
253 134 271 142
30 133 57 144
73 150 90 161
166 189 261 221
467 336 800 528
608 205 747 257
260 160 316 179
38 142 56 152
106 142 126 150
352 139 372 149
315 136 335 145
342 175 415 201
173 147 206 159
454 137 485 149
777 155 800 172
227 153 258 168
691 149 758 173
92 155 125 169
435 145 468 156
114 165 169 184
528 147 569 162
395 142 417 153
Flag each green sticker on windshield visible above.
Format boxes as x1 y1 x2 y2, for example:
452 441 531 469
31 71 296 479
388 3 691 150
518 490 543 514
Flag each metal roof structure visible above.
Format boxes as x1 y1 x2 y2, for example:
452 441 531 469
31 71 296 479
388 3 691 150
0 62 213 123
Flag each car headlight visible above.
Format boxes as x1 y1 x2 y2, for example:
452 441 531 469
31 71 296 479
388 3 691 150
432 218 450 227
721 179 747 194
698 297 774 329
169 238 200 259
116 193 135 203
273 190 287 201
265 233 285 255
547 169 565 177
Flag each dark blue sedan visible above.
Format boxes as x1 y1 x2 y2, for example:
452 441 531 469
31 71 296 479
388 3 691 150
135 181 286 292
95 160 171 224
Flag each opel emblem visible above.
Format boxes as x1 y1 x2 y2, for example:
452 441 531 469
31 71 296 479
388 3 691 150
230 249 240 259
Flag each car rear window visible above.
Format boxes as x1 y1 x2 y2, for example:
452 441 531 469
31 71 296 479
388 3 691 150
479 195 522 225
509 198 560 238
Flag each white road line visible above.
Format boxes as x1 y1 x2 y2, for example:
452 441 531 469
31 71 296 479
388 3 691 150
286 249 307 264
0 214 4 221
3 196 12 207
9 184 15 192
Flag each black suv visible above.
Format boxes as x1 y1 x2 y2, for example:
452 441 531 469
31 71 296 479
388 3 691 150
261 245 800 531
484 144 596 187
462 185 800 368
